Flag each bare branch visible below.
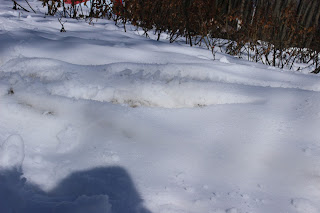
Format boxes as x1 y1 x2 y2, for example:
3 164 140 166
11 0 30 12
25 0 36 13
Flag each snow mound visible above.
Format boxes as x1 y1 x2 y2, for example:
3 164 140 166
1 58 263 108
219 56 231 64
0 135 25 169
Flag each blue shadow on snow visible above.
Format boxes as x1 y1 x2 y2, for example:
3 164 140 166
0 166 151 213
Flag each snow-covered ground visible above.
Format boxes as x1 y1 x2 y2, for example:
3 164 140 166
1 1 320 213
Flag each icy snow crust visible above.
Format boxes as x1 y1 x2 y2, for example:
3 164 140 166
1 2 320 213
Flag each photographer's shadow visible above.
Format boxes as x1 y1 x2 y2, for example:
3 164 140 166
0 166 151 213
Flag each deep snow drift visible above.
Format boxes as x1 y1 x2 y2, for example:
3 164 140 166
1 1 320 213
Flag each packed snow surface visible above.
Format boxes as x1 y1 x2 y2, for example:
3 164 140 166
1 1 320 213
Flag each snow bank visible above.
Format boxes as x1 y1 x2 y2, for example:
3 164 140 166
2 57 320 109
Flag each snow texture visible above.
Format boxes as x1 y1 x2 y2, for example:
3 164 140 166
1 1 320 213
0 135 24 169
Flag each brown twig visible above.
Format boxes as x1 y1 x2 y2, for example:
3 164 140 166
58 18 67 32
11 0 30 12
25 0 36 13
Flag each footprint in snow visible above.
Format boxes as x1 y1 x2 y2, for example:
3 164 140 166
56 126 80 154
225 207 238 213
0 134 25 169
100 149 120 163
211 208 238 213
291 198 318 213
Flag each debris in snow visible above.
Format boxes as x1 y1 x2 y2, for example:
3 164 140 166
8 87 14 95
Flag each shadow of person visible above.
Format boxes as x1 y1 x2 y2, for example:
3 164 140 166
0 167 151 213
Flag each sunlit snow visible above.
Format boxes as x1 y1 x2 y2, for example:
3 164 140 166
1 1 320 213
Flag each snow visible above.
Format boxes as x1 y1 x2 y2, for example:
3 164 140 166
291 198 318 213
1 1 320 213
0 134 25 169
